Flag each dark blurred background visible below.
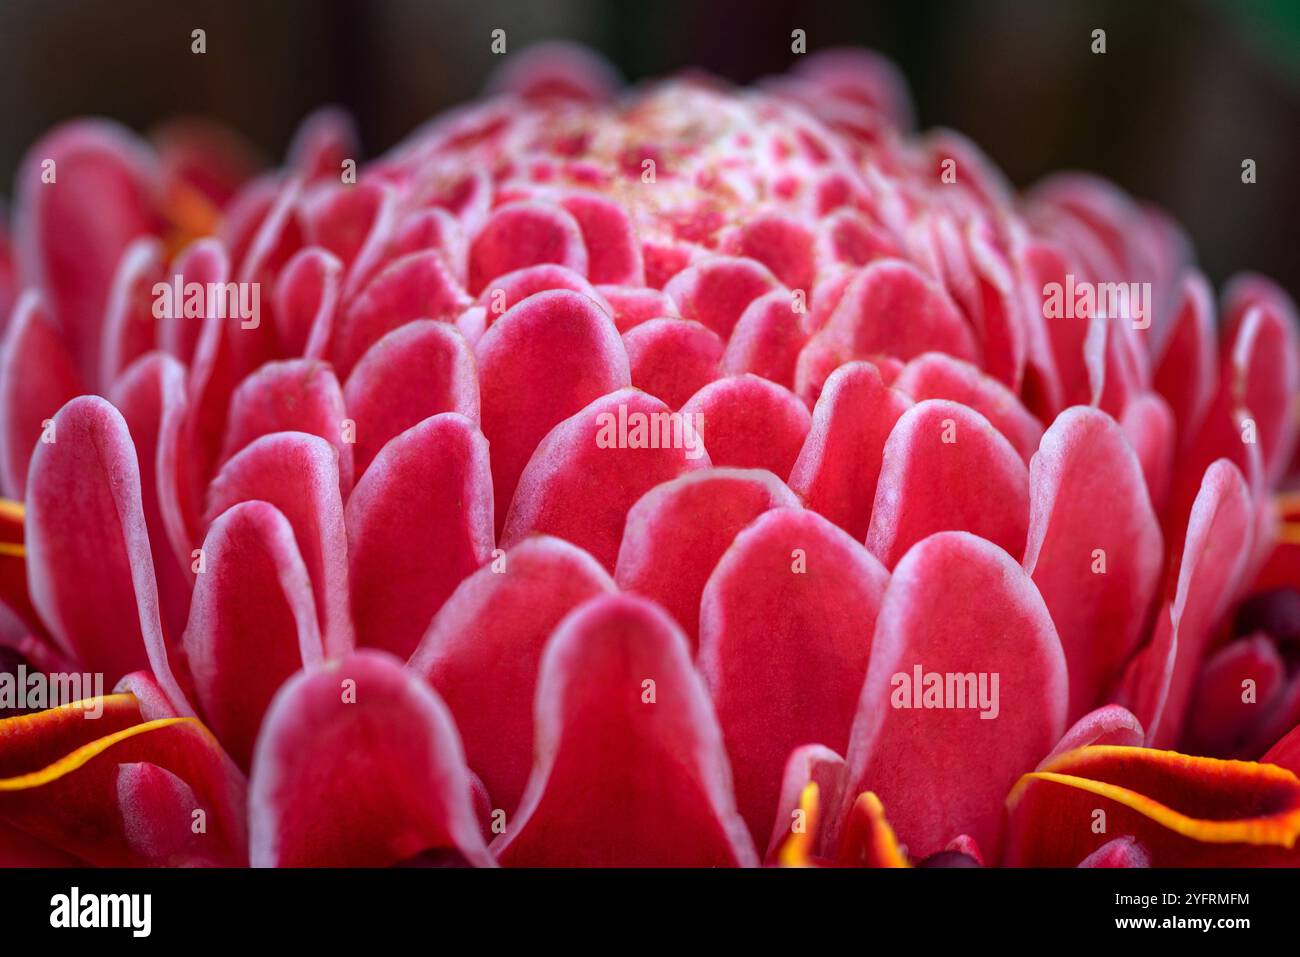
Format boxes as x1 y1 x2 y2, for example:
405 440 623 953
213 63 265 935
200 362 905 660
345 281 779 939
0 0 1296 298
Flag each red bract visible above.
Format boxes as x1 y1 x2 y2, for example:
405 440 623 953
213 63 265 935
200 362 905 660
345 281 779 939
1 43 1299 868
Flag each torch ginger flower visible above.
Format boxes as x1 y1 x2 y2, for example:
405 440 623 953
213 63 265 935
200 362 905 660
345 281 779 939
0 43 1299 868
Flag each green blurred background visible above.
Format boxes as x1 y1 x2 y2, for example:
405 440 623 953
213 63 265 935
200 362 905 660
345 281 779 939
0 0 1296 299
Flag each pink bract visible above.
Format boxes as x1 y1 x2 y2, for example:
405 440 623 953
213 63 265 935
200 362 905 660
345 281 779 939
2 42 1300 869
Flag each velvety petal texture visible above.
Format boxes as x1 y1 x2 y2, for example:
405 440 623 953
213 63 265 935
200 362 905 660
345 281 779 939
220 359 353 495
273 247 343 359
248 650 493 867
494 594 758 866
26 397 189 709
468 202 588 295
501 389 709 570
334 249 469 378
183 501 323 770
205 431 354 658
892 352 1043 462
664 256 779 339
623 318 722 410
1128 460 1255 748
111 352 198 644
475 289 629 527
788 361 911 540
816 259 978 366
615 468 799 644
699 507 889 842
0 293 82 498
843 531 1067 860
410 536 615 815
680 374 811 477
721 289 807 389
342 319 480 476
346 413 494 659
866 399 1030 567
1023 407 1162 719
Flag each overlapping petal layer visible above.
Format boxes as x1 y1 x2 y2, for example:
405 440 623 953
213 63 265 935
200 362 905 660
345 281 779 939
0 42 1296 872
